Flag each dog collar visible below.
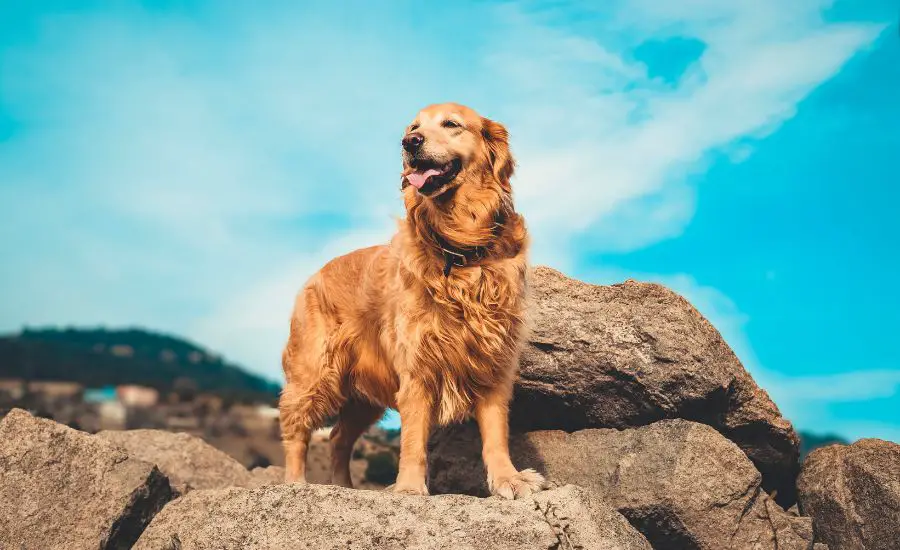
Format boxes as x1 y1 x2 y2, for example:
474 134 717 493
438 241 487 277
431 209 509 277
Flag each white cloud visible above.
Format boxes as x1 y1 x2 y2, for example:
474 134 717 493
768 370 900 403
494 1 887 262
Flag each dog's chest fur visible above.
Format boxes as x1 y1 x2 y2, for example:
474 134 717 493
400 264 527 424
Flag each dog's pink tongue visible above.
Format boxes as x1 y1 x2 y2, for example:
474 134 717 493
406 169 441 189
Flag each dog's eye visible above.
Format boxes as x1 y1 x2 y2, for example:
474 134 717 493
442 120 461 129
409 123 419 132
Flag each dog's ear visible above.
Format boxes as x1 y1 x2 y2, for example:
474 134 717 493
482 117 515 192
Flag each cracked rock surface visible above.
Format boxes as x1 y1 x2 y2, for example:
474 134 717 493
98 429 262 495
134 483 651 550
515 267 800 503
430 419 813 549
798 438 900 550
0 409 174 550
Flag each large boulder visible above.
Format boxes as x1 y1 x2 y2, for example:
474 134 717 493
97 429 259 495
429 419 816 550
515 266 800 502
134 483 651 550
0 409 174 550
798 438 900 550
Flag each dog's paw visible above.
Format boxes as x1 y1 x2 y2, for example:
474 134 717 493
284 474 308 485
388 482 429 496
489 469 547 500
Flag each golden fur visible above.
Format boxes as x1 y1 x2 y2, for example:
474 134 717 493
279 103 544 498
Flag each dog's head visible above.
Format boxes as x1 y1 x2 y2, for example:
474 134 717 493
401 103 514 198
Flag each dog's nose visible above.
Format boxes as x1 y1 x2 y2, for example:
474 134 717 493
402 132 424 153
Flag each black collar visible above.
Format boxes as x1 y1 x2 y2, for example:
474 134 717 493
432 231 488 277
431 208 510 277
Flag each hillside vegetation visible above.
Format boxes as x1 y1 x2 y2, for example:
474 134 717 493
0 327 280 404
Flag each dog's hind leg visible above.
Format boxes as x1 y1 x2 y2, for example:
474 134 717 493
329 399 385 488
279 383 313 483
280 328 356 483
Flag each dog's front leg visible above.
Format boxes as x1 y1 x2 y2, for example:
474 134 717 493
474 385 546 499
393 376 433 495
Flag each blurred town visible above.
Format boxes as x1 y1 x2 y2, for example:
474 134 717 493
0 327 401 487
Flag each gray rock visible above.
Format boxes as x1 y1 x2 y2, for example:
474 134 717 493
98 429 255 495
0 409 174 550
430 419 814 549
515 267 800 502
134 483 651 550
798 438 900 550
246 465 286 488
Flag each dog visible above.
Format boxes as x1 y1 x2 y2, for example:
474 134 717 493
279 103 544 498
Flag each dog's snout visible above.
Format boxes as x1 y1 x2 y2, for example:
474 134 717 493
402 132 424 153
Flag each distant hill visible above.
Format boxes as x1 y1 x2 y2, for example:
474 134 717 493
0 327 280 404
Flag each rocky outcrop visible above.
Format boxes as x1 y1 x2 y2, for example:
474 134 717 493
6 266 877 549
0 409 174 550
429 419 814 549
0 410 657 549
798 438 900 550
134 483 652 550
514 266 801 502
98 429 259 495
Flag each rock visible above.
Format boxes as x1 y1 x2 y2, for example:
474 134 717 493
0 409 174 550
98 429 256 495
514 266 801 502
798 438 900 550
246 465 286 488
785 512 815 546
97 429 385 494
429 419 814 549
134 483 651 550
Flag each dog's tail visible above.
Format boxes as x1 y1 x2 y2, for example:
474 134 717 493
279 327 354 440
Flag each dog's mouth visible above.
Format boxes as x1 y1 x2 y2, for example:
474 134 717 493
404 158 462 196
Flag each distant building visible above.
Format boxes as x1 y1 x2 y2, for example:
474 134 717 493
97 401 127 430
27 381 82 399
0 379 25 400
109 344 134 358
255 405 280 420
116 385 159 407
84 386 118 404
194 393 224 414
166 415 200 431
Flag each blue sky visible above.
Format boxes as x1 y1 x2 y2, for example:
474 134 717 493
1 1 897 440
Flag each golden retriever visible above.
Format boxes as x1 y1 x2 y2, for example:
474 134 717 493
279 103 544 498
